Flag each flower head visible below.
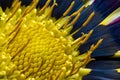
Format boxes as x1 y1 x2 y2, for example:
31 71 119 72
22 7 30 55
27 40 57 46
0 0 120 80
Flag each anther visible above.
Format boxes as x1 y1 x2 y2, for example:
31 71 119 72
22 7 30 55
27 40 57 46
60 16 71 29
70 26 84 36
70 5 85 17
46 0 58 17
65 63 75 78
6 1 21 22
72 34 86 45
81 39 103 67
81 30 93 44
18 0 39 19
9 17 23 36
82 12 95 27
25 0 39 14
72 30 93 49
71 12 95 36
39 0 51 14
8 25 21 44
67 13 80 27
90 39 103 51
63 1 75 16
11 0 19 8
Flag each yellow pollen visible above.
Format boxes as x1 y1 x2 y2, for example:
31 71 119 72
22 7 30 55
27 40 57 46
0 0 102 80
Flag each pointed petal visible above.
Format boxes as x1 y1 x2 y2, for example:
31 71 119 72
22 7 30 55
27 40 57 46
100 7 120 26
86 60 120 69
83 69 120 80
93 0 120 17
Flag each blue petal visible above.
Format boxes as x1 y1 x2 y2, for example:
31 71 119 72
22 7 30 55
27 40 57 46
52 0 84 18
0 0 13 10
79 22 120 57
84 76 114 80
72 0 120 37
72 5 96 36
83 69 120 80
18 0 48 8
51 0 73 18
86 60 120 69
93 0 120 17
20 0 32 6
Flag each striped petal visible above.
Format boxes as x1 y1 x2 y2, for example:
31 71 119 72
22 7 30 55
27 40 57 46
79 22 120 57
93 0 120 17
70 1 120 57
83 69 120 80
86 60 120 69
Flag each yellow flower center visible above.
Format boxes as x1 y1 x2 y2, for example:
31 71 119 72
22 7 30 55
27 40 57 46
0 0 102 80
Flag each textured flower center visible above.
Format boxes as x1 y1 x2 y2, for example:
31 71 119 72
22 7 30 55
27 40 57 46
8 22 71 79
0 0 102 80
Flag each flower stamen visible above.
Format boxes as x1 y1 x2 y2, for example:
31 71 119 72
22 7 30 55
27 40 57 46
70 5 85 17
45 0 58 17
71 12 95 36
67 13 80 27
63 1 75 16
39 0 51 14
6 0 21 22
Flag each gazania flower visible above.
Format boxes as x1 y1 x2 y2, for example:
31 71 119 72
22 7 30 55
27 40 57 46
0 0 120 80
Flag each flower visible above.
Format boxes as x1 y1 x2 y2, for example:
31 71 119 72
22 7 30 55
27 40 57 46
0 0 120 80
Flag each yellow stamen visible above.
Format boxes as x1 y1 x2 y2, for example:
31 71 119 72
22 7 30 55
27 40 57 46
67 13 80 27
7 1 21 22
46 0 58 17
82 12 95 27
71 12 95 36
25 0 39 14
39 0 51 14
9 17 23 36
72 30 93 50
90 39 103 51
81 39 103 67
72 34 87 45
81 30 93 44
70 5 85 17
11 0 19 8
8 25 21 45
63 18 70 29
70 26 84 36
63 1 75 16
